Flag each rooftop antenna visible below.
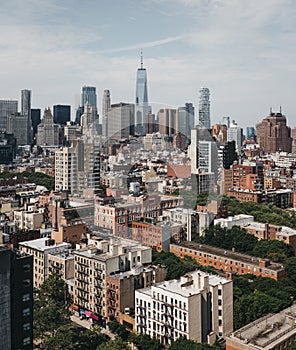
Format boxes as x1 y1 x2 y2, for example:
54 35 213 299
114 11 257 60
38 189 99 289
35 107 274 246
270 106 272 114
140 49 143 69
280 105 282 114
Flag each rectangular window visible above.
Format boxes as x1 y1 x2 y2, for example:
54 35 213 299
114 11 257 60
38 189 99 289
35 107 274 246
23 337 31 346
23 308 30 317
23 293 30 302
23 323 30 331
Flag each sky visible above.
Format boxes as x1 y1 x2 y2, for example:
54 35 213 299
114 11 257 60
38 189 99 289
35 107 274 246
1 0 296 129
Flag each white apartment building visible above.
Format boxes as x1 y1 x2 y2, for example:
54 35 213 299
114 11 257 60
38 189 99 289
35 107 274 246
19 237 71 288
135 270 233 346
214 214 254 229
55 144 79 194
14 209 44 231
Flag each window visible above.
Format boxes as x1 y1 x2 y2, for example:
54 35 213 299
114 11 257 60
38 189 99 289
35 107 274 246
23 279 31 287
23 264 31 272
23 308 30 316
23 323 30 331
23 293 30 302
23 337 31 346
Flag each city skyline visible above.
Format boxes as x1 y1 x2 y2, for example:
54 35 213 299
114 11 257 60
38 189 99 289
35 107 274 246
0 0 295 128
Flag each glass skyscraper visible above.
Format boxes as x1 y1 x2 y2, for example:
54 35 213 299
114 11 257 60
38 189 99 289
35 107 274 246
199 87 211 129
81 86 97 108
135 53 150 135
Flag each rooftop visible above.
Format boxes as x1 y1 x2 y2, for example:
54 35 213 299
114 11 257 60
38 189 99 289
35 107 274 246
153 270 230 297
229 304 296 349
173 241 284 271
19 237 70 251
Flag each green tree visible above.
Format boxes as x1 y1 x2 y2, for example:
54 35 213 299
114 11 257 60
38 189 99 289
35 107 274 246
96 336 130 350
108 319 130 341
253 239 294 262
168 337 224 350
196 225 258 256
129 333 164 350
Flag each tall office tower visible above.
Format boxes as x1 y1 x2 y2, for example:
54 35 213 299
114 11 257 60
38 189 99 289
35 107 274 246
0 100 18 130
21 89 32 144
158 108 176 136
75 106 84 125
256 110 292 154
36 108 60 146
199 87 211 129
227 120 243 153
81 86 97 107
0 132 16 164
102 89 111 137
146 111 156 134
176 103 195 144
0 246 33 350
222 116 231 129
7 113 31 146
53 105 71 125
135 52 150 135
246 126 255 140
31 108 41 139
21 90 31 117
198 140 218 179
107 103 135 143
80 103 98 132
186 102 195 130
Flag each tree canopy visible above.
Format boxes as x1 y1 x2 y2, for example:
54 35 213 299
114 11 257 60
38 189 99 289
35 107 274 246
222 196 296 229
196 225 294 263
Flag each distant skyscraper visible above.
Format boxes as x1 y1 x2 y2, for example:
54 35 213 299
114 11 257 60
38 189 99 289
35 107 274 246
227 120 243 152
53 105 71 125
199 87 211 129
31 108 41 138
81 86 97 107
246 126 255 140
222 116 231 129
158 108 176 136
102 89 111 137
135 52 150 135
37 108 60 146
107 103 134 143
21 89 32 143
256 109 292 154
176 103 195 146
0 100 18 130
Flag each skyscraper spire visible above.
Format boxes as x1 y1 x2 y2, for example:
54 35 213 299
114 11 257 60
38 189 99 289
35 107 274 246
141 49 143 69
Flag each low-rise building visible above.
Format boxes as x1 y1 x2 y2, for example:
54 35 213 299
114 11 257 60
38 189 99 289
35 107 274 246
135 270 233 346
170 242 286 281
73 236 152 322
132 221 183 251
19 238 71 288
214 215 254 229
106 264 167 326
226 304 296 350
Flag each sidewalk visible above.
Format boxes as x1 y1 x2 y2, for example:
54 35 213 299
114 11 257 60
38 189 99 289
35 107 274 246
70 314 115 339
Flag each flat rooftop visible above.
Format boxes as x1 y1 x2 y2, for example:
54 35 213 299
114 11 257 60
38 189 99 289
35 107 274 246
173 242 284 271
19 237 70 251
230 304 296 349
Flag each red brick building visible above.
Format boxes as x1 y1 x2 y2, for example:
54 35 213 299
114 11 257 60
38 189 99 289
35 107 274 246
170 242 286 281
256 111 292 154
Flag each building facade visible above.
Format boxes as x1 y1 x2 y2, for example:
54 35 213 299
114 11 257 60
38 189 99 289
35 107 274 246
256 110 292 154
0 246 33 350
135 270 233 346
